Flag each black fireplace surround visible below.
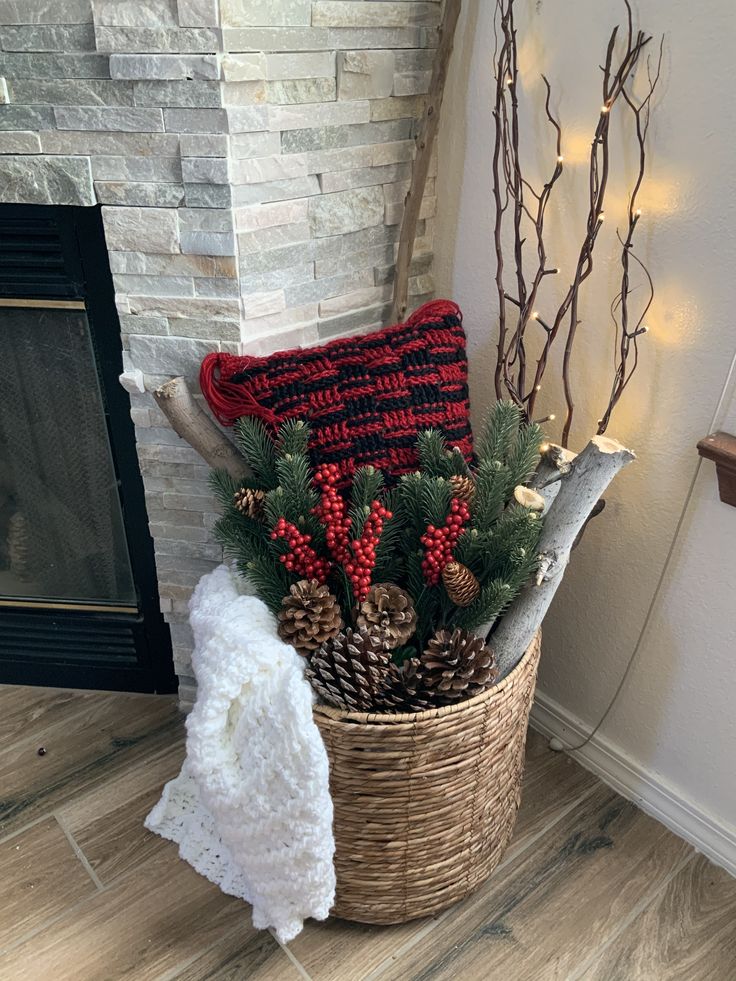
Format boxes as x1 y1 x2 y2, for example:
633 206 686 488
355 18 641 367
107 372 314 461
0 204 175 693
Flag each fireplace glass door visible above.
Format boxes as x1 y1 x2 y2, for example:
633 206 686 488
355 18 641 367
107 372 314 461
0 306 136 609
0 204 174 693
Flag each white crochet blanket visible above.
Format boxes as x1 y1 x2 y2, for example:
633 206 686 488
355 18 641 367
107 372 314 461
145 564 336 943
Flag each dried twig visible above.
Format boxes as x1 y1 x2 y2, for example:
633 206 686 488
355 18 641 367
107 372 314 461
597 39 664 435
389 0 462 325
491 0 662 446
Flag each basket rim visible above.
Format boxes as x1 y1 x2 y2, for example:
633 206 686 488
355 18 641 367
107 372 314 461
313 630 541 726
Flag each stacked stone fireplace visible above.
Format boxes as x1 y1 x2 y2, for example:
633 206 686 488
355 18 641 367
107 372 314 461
0 0 438 703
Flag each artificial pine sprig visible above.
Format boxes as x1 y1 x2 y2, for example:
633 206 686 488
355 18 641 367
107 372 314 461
233 416 278 488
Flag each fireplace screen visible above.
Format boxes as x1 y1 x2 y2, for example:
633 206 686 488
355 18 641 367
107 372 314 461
0 305 136 608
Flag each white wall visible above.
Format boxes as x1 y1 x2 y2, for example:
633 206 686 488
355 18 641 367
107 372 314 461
435 0 736 865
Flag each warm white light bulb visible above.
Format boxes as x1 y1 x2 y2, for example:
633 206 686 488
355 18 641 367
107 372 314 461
641 325 650 333
635 208 642 217
548 413 556 421
601 104 610 113
598 212 605 222
535 384 542 392
506 76 513 85
531 310 540 320
540 442 551 453
557 155 564 163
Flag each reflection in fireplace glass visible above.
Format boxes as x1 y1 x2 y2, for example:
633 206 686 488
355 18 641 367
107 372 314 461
0 306 136 606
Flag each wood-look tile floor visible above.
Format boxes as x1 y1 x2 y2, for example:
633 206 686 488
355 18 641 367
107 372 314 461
1 685 734 981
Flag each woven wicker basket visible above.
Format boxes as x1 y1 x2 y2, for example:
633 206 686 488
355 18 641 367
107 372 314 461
313 632 541 924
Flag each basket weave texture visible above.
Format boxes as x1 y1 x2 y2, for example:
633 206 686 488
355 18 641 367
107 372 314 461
313 632 541 924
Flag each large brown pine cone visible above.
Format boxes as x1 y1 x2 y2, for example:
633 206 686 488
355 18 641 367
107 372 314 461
306 627 391 712
356 582 417 649
277 579 342 655
378 658 433 713
233 486 265 520
419 627 498 704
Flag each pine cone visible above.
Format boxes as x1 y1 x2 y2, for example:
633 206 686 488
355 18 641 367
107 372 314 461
278 580 342 655
356 583 417 650
233 486 265 520
379 658 433 713
306 627 391 712
419 628 498 704
442 561 480 607
449 474 476 505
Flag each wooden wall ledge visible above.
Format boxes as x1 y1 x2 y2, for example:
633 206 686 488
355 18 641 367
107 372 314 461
697 431 736 507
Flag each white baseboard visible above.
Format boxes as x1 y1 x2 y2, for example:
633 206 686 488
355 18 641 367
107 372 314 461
530 690 736 878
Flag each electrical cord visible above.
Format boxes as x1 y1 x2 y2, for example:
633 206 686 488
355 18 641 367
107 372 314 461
550 345 736 753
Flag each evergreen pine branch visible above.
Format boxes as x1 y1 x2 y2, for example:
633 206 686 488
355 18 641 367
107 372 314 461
480 506 542 580
417 429 453 478
396 472 425 533
373 491 405 581
421 476 452 528
472 459 509 533
448 446 472 477
236 544 291 615
277 418 310 457
209 468 241 511
274 453 319 523
506 421 544 490
476 401 520 466
213 512 264 552
233 417 278 489
454 578 514 633
349 466 384 536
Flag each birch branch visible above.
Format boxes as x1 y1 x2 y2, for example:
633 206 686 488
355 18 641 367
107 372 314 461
491 435 635 677
151 376 249 481
388 0 462 325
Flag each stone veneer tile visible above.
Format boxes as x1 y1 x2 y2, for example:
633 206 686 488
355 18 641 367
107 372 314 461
8 79 135 106
0 154 94 205
308 185 384 238
338 50 395 100
0 53 110 77
54 106 165 132
223 27 424 51
94 27 220 54
0 130 42 153
177 0 218 28
220 0 310 28
221 52 267 81
102 206 180 253
94 181 186 208
0 24 95 50
110 53 220 80
0 0 92 25
312 3 441 29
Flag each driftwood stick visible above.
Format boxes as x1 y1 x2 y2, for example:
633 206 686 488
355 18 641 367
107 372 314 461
151 377 249 481
490 435 635 677
388 0 462 325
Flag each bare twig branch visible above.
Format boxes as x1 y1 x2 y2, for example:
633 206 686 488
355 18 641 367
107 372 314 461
389 0 462 325
490 0 660 445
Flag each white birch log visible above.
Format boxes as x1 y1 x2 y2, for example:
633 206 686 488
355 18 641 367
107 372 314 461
150 376 249 481
491 435 635 679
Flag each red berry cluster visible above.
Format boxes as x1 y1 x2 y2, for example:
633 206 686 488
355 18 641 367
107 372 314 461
345 500 392 603
271 517 332 583
312 463 351 564
420 497 471 585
